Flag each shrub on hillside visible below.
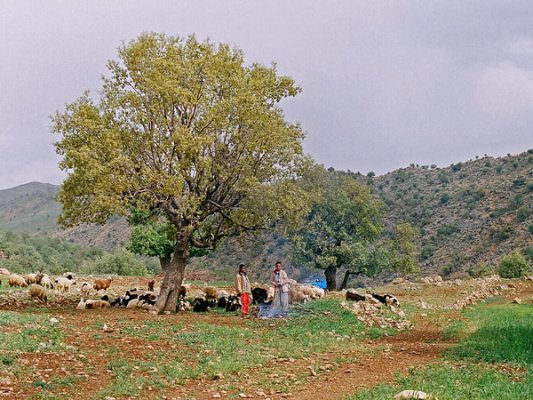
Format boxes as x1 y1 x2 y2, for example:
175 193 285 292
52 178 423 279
468 262 494 278
80 249 148 276
516 206 531 222
497 251 531 278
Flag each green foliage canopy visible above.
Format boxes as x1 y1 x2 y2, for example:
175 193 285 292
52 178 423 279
498 250 531 278
53 32 310 253
290 166 383 274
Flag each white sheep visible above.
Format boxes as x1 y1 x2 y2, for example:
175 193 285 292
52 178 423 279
0 268 10 276
79 282 91 297
9 274 28 287
28 284 47 301
24 273 38 284
55 277 75 293
40 274 53 289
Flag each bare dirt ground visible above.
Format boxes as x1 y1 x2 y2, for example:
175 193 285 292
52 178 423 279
1 276 531 400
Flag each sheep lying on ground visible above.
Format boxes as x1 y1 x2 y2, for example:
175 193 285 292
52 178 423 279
94 277 113 292
0 268 10 276
84 299 111 309
346 290 366 302
192 298 210 312
371 293 401 307
9 274 28 287
28 284 47 301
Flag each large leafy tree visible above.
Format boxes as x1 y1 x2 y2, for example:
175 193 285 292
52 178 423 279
53 33 310 313
290 167 383 290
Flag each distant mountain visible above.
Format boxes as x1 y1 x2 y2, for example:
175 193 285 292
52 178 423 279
0 182 128 250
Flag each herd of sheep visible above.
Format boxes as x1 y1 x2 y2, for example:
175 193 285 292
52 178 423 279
0 268 328 314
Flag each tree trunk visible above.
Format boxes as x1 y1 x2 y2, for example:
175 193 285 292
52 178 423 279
151 230 189 314
324 265 337 291
339 270 360 291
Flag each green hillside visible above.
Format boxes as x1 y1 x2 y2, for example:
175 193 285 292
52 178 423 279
0 182 128 250
0 150 531 279
369 150 533 276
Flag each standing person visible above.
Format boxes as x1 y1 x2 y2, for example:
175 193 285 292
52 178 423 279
235 264 252 318
271 261 289 316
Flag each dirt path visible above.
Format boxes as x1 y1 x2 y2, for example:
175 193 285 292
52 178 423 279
171 314 455 400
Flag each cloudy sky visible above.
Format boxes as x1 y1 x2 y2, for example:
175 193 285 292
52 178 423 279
1 1 533 189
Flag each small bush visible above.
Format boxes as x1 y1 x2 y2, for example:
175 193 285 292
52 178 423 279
468 263 493 278
440 193 450 205
81 249 148 276
497 250 531 278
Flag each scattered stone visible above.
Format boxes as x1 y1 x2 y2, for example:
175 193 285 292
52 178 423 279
394 390 430 399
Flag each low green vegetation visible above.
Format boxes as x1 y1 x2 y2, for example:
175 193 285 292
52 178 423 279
349 300 533 399
497 250 531 279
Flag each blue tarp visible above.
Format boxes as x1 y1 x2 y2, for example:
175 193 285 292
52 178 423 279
301 276 327 289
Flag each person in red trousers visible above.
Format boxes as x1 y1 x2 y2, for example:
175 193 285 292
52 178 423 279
235 263 252 318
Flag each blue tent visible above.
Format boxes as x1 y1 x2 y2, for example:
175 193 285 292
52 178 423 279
301 276 327 289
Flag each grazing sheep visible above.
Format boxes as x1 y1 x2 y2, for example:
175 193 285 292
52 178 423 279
9 274 28 287
80 282 92 297
296 285 316 298
289 287 309 304
85 299 111 309
76 298 87 309
40 274 53 289
24 273 38 285
28 284 47 301
0 268 10 276
204 286 218 300
55 277 75 292
310 286 325 299
63 272 76 280
93 277 113 292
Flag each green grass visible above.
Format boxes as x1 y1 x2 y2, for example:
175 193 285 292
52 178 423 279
0 311 64 356
450 304 533 365
349 301 533 399
348 363 533 400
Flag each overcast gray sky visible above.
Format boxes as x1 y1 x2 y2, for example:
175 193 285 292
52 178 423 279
1 1 533 189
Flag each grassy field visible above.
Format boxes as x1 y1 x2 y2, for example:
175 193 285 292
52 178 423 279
2 275 533 399
349 299 533 400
